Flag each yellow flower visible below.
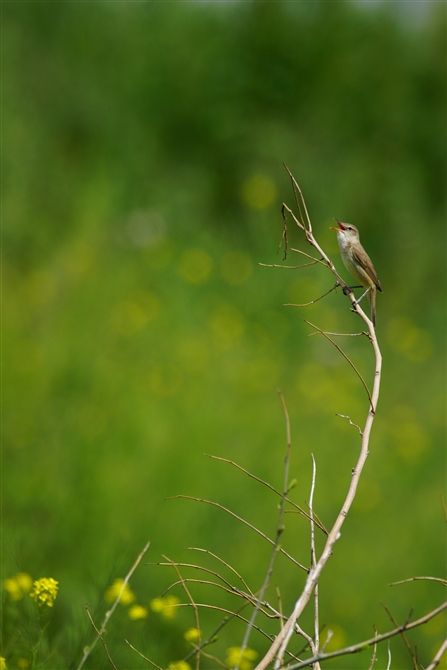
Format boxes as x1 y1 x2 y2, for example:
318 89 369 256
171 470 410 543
104 578 135 605
128 604 148 620
3 573 33 600
150 595 180 619
226 646 258 670
17 661 29 670
167 662 191 670
29 578 58 608
0 657 6 670
184 627 201 642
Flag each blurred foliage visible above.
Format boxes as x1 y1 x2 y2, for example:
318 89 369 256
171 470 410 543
3 1 446 668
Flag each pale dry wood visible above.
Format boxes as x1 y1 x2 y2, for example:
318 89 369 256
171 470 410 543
426 638 447 670
282 601 447 669
255 173 382 669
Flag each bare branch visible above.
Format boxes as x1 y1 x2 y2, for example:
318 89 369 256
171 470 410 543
163 555 202 669
85 608 118 670
389 576 447 587
283 163 312 232
166 495 308 571
258 261 320 270
309 454 321 670
255 173 382 668
237 390 294 662
380 601 417 670
125 639 163 669
186 546 256 597
426 637 447 670
290 246 329 268
386 640 392 670
204 454 328 534
76 540 151 670
308 330 366 338
304 319 373 409
283 601 447 669
335 414 363 436
367 626 378 670
284 283 339 307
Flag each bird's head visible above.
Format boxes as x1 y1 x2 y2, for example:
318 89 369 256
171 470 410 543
330 219 360 242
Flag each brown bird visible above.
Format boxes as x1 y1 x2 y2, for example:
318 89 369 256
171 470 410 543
331 219 382 326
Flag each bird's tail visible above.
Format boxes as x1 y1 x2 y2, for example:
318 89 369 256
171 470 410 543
368 287 377 327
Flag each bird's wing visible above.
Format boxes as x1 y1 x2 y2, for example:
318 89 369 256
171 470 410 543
352 246 382 292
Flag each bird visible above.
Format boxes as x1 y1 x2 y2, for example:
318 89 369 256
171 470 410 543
331 219 382 326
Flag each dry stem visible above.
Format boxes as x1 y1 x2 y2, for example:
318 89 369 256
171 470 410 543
256 170 382 668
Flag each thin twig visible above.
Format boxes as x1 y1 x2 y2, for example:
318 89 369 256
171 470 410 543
389 576 447 587
284 163 312 232
186 546 256 596
367 626 378 670
125 639 163 668
426 637 447 670
290 247 329 269
76 540 151 670
308 330 366 337
284 283 339 307
153 560 252 598
85 608 118 670
303 319 373 408
386 640 392 670
282 601 447 669
309 458 320 658
259 261 320 270
163 555 201 670
162 577 261 610
336 414 363 436
381 602 417 670
204 454 327 534
167 495 308 572
237 390 293 666
309 454 321 670
183 600 249 662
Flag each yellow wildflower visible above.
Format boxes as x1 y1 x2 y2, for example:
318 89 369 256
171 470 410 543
3 573 33 600
150 595 180 619
29 578 58 608
184 627 201 642
167 662 191 670
104 578 135 605
0 657 6 670
17 661 29 670
226 646 258 670
128 604 148 620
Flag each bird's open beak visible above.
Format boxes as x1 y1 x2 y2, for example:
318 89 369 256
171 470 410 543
330 218 346 232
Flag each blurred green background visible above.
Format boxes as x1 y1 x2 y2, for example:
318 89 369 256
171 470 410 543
3 1 446 668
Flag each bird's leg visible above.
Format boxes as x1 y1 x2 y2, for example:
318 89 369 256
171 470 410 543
342 284 363 295
352 286 371 306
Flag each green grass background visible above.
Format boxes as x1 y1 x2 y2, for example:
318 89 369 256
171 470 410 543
3 2 446 668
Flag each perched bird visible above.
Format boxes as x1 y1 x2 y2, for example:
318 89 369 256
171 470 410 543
331 219 382 326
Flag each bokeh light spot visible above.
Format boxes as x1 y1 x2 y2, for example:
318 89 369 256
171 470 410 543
241 174 277 210
179 248 213 284
221 250 253 286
